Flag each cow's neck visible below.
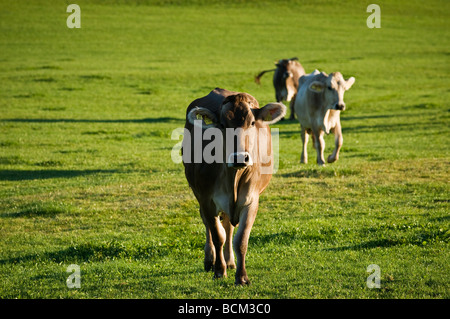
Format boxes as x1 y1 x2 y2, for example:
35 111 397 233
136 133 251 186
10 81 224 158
226 165 255 201
221 165 257 226
322 108 340 134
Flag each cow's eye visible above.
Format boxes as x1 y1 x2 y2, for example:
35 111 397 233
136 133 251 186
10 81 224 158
251 121 255 126
327 86 332 90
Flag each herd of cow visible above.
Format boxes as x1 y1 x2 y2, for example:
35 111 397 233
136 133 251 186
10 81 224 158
181 58 356 285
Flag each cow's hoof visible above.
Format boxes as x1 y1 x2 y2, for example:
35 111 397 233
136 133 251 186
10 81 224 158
227 262 236 269
327 155 337 163
235 276 251 286
204 260 214 272
213 272 227 280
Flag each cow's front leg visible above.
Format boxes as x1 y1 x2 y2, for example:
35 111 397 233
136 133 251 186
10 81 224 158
328 124 343 163
313 130 326 165
300 127 309 164
233 200 258 285
206 215 227 279
221 213 236 269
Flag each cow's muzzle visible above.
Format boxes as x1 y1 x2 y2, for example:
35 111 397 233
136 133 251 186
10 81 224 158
334 102 346 111
227 152 253 169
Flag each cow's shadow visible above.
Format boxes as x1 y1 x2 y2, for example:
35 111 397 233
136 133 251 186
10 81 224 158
280 168 359 179
0 169 120 181
1 117 183 124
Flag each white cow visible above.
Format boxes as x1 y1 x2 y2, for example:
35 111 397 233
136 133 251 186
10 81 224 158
293 70 355 165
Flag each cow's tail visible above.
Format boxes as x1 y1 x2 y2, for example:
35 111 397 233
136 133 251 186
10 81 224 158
254 68 276 85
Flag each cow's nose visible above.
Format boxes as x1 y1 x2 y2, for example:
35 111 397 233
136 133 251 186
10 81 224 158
227 152 253 169
336 102 346 111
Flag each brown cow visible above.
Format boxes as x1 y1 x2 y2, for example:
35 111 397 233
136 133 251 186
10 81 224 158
293 70 355 165
255 57 305 120
182 88 286 285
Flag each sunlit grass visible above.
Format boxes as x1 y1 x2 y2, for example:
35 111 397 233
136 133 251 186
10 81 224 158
0 0 448 298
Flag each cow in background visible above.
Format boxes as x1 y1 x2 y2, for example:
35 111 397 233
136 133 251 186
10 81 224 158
255 57 305 120
293 70 355 165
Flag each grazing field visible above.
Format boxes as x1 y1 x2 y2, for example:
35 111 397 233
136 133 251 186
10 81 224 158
0 0 449 299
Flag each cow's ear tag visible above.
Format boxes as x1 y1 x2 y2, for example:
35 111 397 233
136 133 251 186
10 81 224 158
196 114 212 125
202 115 213 125
309 82 323 92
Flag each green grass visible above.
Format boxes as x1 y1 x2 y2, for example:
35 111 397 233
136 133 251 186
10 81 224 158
0 0 449 298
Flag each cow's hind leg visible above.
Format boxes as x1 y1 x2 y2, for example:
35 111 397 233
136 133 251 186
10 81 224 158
201 211 215 272
289 97 296 120
204 226 215 272
310 129 316 149
300 127 309 164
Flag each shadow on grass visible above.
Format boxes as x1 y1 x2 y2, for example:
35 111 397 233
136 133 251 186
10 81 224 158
273 113 409 126
340 113 410 121
0 169 121 181
325 239 403 251
279 122 420 136
250 229 335 247
342 122 417 133
1 202 75 218
0 239 204 265
277 130 299 138
250 227 448 251
250 232 299 247
281 167 359 178
271 118 298 126
1 117 184 124
0 242 166 265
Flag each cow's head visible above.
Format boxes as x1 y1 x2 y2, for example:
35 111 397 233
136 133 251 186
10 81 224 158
308 72 355 111
187 93 286 169
274 57 299 102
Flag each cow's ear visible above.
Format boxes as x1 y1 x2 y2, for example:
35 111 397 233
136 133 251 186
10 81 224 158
255 103 286 125
308 81 325 93
187 107 218 129
345 77 355 90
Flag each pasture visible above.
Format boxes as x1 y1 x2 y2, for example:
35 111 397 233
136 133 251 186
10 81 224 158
0 0 449 299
